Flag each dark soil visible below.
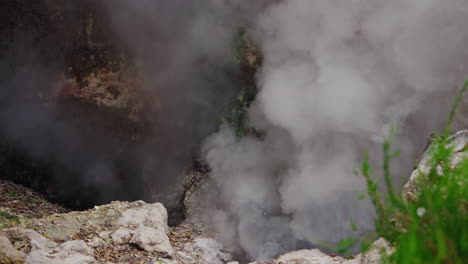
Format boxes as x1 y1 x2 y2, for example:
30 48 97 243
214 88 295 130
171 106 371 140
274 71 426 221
0 178 69 230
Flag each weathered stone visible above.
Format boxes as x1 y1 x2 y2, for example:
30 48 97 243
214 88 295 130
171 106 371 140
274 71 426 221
118 202 169 234
87 236 106 248
25 201 169 242
265 238 392 264
352 238 392 264
58 240 94 256
193 238 231 264
25 240 95 264
99 230 113 239
403 130 468 200
111 227 134 244
130 226 173 256
275 249 346 264
155 258 179 264
25 251 95 264
2 229 99 264
176 249 197 264
2 192 242 264
0 235 25 264
3 228 57 251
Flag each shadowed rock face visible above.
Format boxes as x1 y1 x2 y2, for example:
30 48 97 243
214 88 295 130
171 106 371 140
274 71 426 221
0 0 152 209
403 130 468 201
0 0 241 221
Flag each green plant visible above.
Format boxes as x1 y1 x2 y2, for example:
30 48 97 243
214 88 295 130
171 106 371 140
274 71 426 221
0 211 19 229
359 81 468 263
223 29 263 138
4 192 18 197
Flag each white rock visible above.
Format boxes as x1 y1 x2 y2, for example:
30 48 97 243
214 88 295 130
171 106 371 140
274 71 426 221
26 250 95 264
268 238 391 264
106 209 119 218
182 243 195 252
11 228 57 251
275 249 346 264
118 202 169 233
194 238 231 264
130 226 173 256
111 227 134 244
176 249 197 264
351 238 392 264
58 240 94 256
25 240 96 264
98 230 113 239
403 130 468 200
155 258 178 264
87 236 106 248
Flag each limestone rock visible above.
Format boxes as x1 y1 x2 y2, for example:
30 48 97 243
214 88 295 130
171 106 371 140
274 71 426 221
403 130 468 200
25 239 96 264
352 238 392 264
0 235 25 264
98 230 113 239
130 226 173 256
58 240 94 256
87 236 106 248
26 251 95 264
176 243 198 264
174 238 234 264
156 259 179 264
111 227 134 244
1 228 99 264
2 200 239 264
253 238 392 264
193 238 231 264
117 202 169 234
25 201 169 242
2 228 57 251
0 228 96 264
275 249 346 264
26 239 95 264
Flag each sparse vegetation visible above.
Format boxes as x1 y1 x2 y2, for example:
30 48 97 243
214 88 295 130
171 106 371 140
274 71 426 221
358 81 468 263
0 179 69 224
0 211 19 229
223 30 263 138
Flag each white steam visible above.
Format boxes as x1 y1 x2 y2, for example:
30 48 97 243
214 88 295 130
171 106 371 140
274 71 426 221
203 0 468 260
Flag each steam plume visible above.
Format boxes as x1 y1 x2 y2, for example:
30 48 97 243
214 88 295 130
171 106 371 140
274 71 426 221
203 0 468 260
2 1 468 260
0 0 265 209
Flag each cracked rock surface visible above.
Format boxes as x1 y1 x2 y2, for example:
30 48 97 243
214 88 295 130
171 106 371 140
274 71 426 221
0 201 232 264
3 129 460 263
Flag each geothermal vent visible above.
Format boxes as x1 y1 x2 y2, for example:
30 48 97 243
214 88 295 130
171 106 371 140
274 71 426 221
1 0 468 263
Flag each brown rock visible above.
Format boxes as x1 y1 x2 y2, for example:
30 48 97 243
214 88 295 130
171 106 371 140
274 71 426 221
0 235 25 264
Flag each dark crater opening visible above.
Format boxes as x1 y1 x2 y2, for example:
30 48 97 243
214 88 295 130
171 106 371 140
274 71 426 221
0 0 240 226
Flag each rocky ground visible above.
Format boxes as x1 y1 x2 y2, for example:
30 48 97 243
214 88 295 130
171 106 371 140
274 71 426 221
0 194 233 264
0 179 69 229
0 174 390 264
2 131 465 264
0 178 390 264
